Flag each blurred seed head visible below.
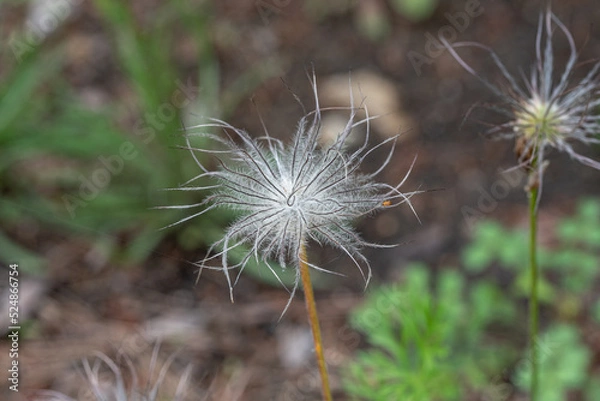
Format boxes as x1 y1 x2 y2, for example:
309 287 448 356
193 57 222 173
446 9 600 193
34 346 192 401
161 72 418 307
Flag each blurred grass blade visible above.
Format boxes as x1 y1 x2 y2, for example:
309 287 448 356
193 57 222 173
93 0 175 110
0 50 63 137
0 231 44 275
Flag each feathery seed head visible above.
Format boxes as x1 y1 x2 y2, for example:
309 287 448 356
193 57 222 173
446 9 600 183
33 347 192 401
164 73 418 305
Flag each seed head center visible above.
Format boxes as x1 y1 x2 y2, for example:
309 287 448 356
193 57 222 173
280 176 300 208
515 96 564 142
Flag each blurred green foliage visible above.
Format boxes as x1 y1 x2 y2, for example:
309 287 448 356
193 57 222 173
344 198 600 400
515 324 592 401
344 265 512 400
0 1 282 276
463 198 600 305
0 1 205 274
391 0 439 22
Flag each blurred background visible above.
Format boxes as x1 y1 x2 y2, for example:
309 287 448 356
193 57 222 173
1 0 600 400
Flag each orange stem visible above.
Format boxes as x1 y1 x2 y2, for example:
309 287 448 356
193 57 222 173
299 243 333 401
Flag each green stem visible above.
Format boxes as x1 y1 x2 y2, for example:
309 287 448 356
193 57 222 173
528 180 539 401
299 243 333 401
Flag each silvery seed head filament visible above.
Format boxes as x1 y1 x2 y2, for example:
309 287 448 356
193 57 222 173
445 9 600 197
161 73 418 308
33 347 192 401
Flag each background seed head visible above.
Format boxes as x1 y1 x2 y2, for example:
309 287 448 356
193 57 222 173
446 9 600 182
33 348 192 401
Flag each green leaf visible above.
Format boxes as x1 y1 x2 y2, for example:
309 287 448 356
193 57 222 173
391 0 438 22
557 219 580 243
344 265 501 400
470 281 516 327
0 232 44 275
578 199 600 221
462 242 492 272
0 50 63 136
592 299 600 324
514 324 591 401
462 221 514 272
514 270 556 303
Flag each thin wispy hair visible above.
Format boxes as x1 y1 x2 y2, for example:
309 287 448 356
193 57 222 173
445 9 600 200
160 73 418 310
33 345 193 401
